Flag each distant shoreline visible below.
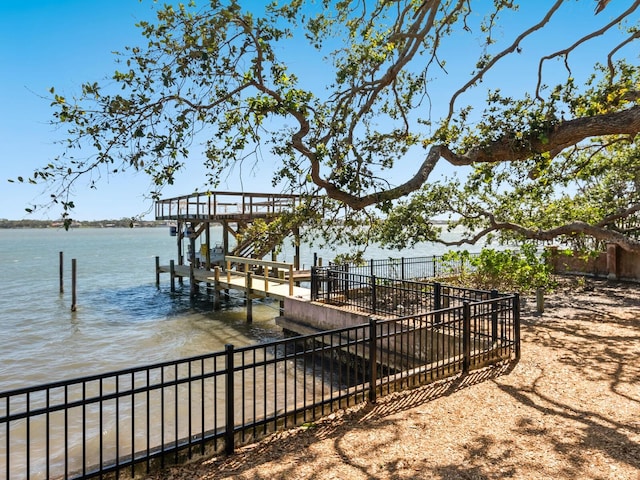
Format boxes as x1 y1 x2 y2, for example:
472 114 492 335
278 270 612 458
1 219 452 229
0 219 167 229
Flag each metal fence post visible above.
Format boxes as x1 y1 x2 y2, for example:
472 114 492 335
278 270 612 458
327 268 333 303
345 264 350 300
514 294 521 360
371 275 377 315
434 282 441 323
463 302 471 374
310 266 317 300
368 318 378 403
225 344 235 455
434 282 441 309
491 289 499 344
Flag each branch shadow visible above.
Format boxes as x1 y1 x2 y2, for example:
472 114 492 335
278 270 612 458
522 278 640 401
147 279 640 480
147 363 516 480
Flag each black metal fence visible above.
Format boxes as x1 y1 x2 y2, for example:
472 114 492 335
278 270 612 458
327 253 480 280
1 298 519 480
310 266 500 317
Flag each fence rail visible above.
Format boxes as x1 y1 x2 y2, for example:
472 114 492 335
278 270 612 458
1 296 519 480
328 253 480 280
310 266 501 317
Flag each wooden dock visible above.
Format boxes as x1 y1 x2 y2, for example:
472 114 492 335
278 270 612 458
154 191 316 319
156 191 306 263
156 256 311 302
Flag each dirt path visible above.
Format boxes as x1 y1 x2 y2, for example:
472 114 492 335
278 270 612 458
146 278 640 480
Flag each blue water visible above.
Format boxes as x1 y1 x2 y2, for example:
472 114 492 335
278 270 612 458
0 227 285 392
0 226 475 393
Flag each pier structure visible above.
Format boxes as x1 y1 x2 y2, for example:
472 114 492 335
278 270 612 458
155 191 313 320
155 191 306 268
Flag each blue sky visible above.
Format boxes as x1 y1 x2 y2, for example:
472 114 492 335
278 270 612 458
0 1 636 221
1 0 162 220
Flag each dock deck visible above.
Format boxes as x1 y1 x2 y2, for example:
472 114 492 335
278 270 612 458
157 263 311 301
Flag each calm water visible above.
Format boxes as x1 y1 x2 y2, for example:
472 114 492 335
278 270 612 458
0 226 473 393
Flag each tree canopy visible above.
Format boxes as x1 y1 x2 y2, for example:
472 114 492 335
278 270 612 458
15 0 640 252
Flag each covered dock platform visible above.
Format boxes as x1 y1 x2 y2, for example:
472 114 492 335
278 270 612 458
155 191 314 320
155 191 306 267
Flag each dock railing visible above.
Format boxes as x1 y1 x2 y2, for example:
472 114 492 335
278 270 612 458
1 296 519 480
155 191 302 221
225 256 295 296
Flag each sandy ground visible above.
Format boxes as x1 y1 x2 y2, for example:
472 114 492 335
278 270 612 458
145 278 640 480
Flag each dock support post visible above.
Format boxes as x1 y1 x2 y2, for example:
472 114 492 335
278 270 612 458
294 227 301 270
177 221 184 285
205 223 211 270
213 266 221 310
190 263 197 297
170 260 176 293
59 251 64 294
155 256 160 288
205 223 212 296
246 272 253 323
223 221 230 257
71 258 77 312
288 265 294 296
225 256 231 301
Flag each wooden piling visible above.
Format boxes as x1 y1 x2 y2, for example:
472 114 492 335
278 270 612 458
205 223 211 270
294 227 301 270
170 260 176 292
155 256 160 288
213 266 221 310
190 263 197 297
71 258 77 312
246 271 253 323
177 221 184 285
59 251 64 294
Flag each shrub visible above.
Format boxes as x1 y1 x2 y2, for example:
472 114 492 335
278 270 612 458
440 245 555 293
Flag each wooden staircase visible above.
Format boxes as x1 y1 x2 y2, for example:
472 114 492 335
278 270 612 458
231 218 294 260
